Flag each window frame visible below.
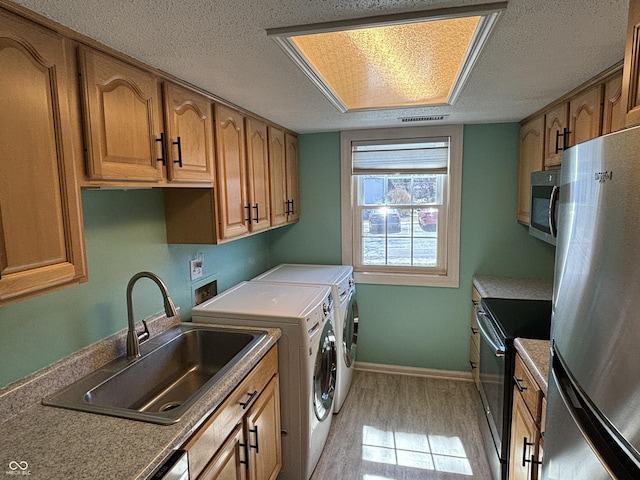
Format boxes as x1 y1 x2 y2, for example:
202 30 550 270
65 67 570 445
341 125 463 287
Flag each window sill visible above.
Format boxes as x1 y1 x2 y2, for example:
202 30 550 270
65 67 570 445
354 270 459 288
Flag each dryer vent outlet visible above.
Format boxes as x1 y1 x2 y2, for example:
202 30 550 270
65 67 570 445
194 280 217 306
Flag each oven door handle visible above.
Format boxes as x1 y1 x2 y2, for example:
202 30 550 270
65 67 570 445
475 307 506 357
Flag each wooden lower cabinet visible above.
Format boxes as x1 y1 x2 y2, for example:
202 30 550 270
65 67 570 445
199 425 247 480
509 392 541 480
469 286 481 390
509 354 544 480
183 347 281 480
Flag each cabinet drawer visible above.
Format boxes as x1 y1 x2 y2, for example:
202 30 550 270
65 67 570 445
513 353 542 423
183 346 278 478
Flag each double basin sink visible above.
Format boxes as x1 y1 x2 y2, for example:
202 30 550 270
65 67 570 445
43 324 266 424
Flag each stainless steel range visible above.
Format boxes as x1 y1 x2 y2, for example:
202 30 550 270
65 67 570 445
475 297 552 480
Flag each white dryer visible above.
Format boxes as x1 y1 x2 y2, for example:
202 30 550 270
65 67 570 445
252 264 358 413
191 281 336 480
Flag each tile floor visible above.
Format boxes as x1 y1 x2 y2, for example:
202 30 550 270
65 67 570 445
310 371 492 480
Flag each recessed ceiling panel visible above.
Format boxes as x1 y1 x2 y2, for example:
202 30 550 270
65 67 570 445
268 5 505 112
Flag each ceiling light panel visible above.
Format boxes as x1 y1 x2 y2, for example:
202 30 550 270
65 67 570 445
268 3 506 112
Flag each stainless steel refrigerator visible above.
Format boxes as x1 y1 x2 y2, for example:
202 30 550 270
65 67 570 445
543 125 640 479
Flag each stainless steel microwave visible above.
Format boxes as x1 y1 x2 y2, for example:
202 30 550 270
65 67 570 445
529 170 559 245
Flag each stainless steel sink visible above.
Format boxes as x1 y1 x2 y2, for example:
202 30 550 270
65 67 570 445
43 324 266 424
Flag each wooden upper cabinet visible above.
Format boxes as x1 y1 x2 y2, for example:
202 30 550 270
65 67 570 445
215 104 249 240
0 10 86 305
285 134 300 224
268 126 287 227
544 102 569 169
568 83 604 147
245 117 271 233
78 46 164 182
622 0 640 127
517 116 545 225
268 129 299 226
163 82 215 183
603 70 625 134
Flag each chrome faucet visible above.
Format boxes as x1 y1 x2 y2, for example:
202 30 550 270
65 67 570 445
126 271 178 359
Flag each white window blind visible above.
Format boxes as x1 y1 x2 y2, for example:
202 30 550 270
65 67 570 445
352 138 449 175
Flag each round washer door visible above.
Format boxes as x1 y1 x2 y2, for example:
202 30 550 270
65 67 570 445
313 319 337 421
343 292 359 367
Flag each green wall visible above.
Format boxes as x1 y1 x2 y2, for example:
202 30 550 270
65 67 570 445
0 189 270 388
0 123 555 388
270 124 555 372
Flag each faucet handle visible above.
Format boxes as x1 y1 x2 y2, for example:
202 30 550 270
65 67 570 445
138 320 150 344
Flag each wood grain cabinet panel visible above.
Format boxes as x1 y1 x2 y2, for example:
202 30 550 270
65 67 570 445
268 126 287 227
183 347 280 480
215 104 250 240
245 375 282 480
544 103 569 169
78 46 164 182
163 82 215 183
603 70 625 134
0 9 86 305
269 129 300 226
285 134 300 224
509 391 541 480
245 117 271 233
517 116 545 225
622 0 640 127
569 84 604 147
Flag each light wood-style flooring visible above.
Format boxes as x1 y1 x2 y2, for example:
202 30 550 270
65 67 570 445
310 371 491 480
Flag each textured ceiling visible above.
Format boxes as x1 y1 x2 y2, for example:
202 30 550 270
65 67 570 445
12 0 629 133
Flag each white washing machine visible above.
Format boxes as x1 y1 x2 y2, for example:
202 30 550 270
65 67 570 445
252 264 358 413
191 281 336 480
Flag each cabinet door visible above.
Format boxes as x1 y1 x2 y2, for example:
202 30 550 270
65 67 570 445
0 10 86 305
199 424 247 480
215 104 249 240
622 0 640 127
470 286 481 390
544 103 569 169
268 126 287 227
509 391 541 480
164 82 215 183
603 71 625 134
517 116 545 225
569 84 603 147
285 133 300 223
78 46 164 182
245 375 282 480
245 118 271 233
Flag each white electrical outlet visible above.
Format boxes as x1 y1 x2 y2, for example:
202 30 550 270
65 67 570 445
190 259 203 281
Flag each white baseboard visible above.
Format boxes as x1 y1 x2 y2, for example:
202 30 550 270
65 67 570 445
354 361 473 382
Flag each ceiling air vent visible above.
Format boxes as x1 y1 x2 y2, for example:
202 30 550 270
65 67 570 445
399 115 449 123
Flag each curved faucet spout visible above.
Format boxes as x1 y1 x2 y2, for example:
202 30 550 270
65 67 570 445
126 272 178 359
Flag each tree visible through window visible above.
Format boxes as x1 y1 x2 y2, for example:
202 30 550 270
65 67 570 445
341 126 462 287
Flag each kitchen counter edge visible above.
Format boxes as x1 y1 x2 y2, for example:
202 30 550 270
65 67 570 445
514 338 550 395
473 275 553 301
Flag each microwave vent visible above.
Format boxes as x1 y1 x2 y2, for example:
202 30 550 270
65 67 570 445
399 115 449 123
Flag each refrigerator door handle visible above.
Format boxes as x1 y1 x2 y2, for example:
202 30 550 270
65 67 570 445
552 349 640 479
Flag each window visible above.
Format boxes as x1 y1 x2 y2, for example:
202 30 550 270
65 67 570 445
341 125 462 287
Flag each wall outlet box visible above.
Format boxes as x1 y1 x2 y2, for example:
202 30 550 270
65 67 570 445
190 259 203 281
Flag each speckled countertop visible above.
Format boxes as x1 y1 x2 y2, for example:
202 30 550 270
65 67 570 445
0 314 280 480
515 338 550 395
473 275 553 300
